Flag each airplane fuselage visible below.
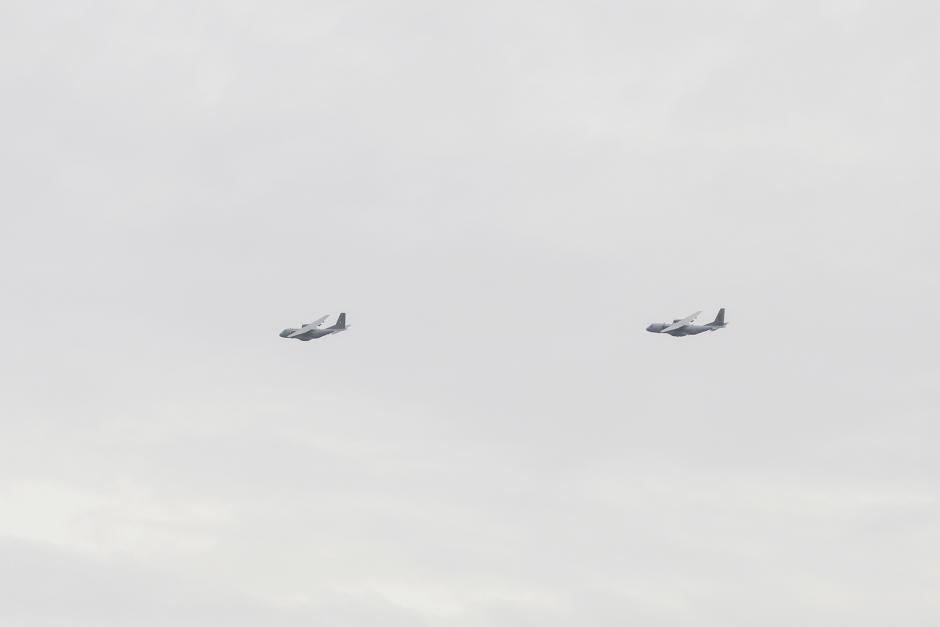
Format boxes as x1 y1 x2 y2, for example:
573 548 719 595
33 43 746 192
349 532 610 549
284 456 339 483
646 323 716 336
279 327 341 341
646 322 726 336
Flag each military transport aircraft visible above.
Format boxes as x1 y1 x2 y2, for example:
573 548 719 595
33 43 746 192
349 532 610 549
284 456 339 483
279 313 348 341
646 308 727 337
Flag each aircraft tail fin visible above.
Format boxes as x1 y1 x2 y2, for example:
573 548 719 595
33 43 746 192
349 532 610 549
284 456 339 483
330 312 347 329
710 308 726 327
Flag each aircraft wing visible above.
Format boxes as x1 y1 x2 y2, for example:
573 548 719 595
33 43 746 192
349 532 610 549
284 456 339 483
660 310 701 333
304 315 330 328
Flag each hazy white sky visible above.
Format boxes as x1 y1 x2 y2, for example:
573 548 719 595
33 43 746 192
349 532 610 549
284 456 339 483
2 1 939 625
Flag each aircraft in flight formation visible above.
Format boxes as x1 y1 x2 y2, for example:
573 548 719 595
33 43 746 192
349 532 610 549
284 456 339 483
279 313 348 341
646 308 727 337
278 308 730 342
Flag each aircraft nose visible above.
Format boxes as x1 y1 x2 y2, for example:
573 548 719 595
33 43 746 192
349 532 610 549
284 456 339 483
279 329 291 338
645 324 656 332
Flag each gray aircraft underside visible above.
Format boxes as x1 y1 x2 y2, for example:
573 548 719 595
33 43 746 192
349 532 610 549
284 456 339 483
280 313 348 341
646 308 727 337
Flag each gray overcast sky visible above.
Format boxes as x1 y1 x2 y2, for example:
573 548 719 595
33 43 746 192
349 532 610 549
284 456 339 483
2 0 939 625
